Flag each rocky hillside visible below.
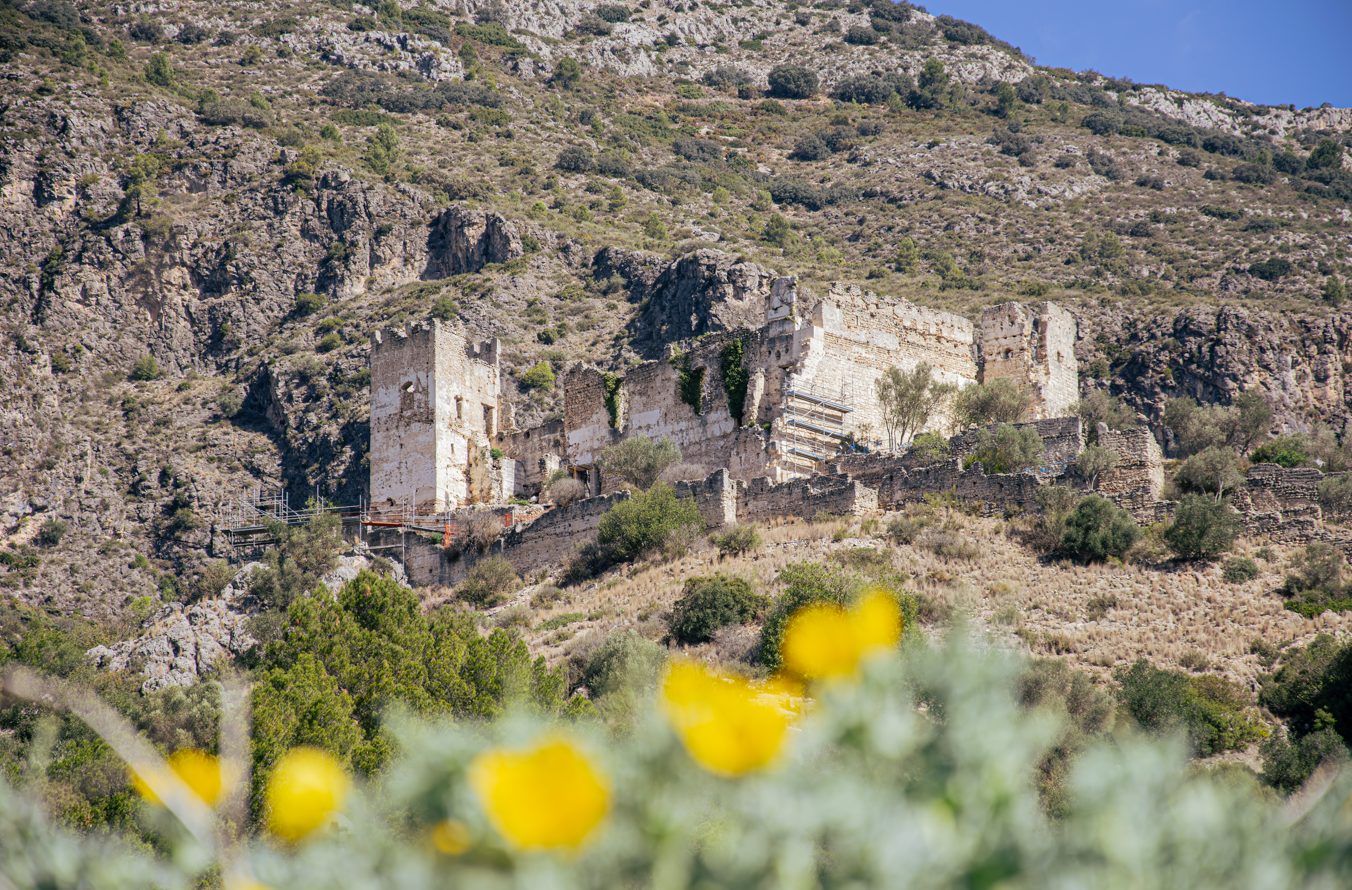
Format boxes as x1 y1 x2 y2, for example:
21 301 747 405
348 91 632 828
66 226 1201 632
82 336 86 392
1 0 1351 616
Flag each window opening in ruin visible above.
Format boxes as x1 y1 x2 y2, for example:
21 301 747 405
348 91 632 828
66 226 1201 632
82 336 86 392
483 404 496 435
1003 349 1012 360
455 396 463 420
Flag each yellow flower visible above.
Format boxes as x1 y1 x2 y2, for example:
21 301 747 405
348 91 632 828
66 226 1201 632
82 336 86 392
264 747 351 843
468 735 610 852
780 590 903 681
661 660 794 777
130 748 230 808
428 818 472 856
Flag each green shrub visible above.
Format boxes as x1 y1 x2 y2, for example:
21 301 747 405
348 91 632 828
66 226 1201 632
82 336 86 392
1248 257 1293 281
1222 556 1260 583
1250 435 1310 468
954 379 1032 427
667 574 766 645
34 519 67 548
573 483 703 577
520 361 555 391
128 355 161 381
295 292 326 315
1115 659 1267 757
576 630 664 703
963 423 1044 474
598 436 680 491
316 332 343 353
1175 447 1247 499
457 556 520 608
766 65 818 99
550 56 581 89
1279 544 1352 616
430 296 459 321
143 51 173 87
556 145 595 172
1259 633 1352 743
1059 495 1140 562
1259 728 1349 793
1164 494 1240 560
712 524 761 557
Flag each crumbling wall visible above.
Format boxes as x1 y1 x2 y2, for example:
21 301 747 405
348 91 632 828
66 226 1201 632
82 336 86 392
673 469 738 528
978 302 1078 420
1232 464 1326 543
737 474 878 522
873 460 1045 516
498 419 566 499
1097 426 1165 519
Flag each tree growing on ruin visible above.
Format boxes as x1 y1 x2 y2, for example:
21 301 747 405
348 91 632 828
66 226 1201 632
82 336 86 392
875 363 956 451
1165 494 1240 560
1074 390 1137 442
1163 391 1272 457
965 423 1044 474
1175 446 1247 501
599 436 681 491
953 378 1032 428
1073 445 1119 490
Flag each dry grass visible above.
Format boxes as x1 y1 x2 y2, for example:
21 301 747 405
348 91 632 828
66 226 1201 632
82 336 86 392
504 510 1351 689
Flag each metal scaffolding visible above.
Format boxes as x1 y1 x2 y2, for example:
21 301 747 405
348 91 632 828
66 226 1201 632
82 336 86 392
780 383 856 475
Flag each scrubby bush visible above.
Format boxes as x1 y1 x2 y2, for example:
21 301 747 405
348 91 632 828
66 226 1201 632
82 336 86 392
964 423 1044 474
520 361 555 391
1260 728 1349 793
1248 257 1293 281
569 483 703 578
1075 394 1134 440
295 292 326 316
598 436 680 491
1260 633 1352 744
457 556 520 608
766 65 818 99
1279 543 1352 616
1072 445 1119 490
831 73 909 104
555 145 595 172
1250 435 1311 468
667 574 766 645
1059 495 1140 562
755 563 851 669
789 133 831 161
953 378 1031 426
843 25 878 46
1164 494 1240 560
1115 659 1267 757
1163 393 1271 456
907 58 953 110
712 524 761 557
1175 447 1247 499
129 354 162 381
1222 556 1260 583
702 65 751 90
1318 473 1352 516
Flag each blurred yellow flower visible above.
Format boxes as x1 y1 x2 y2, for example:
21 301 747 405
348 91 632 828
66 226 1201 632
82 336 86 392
130 748 229 808
469 735 610 852
224 877 271 890
429 818 472 856
264 747 351 843
661 660 794 777
781 590 902 681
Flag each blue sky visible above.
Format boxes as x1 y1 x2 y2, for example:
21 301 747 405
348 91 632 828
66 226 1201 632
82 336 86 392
919 1 1352 109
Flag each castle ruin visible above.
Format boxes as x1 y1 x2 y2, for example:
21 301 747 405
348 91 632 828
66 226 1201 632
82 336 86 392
367 280 1079 512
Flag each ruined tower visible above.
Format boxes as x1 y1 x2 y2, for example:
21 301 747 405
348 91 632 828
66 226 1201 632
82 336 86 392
978 302 1078 420
368 320 512 513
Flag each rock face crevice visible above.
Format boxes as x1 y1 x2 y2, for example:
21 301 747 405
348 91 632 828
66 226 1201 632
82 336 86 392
424 207 524 279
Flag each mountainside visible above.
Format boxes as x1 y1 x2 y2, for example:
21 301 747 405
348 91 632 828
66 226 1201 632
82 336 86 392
2 0 1351 616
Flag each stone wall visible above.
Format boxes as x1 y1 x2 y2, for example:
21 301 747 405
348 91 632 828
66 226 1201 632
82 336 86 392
1097 425 1166 519
498 419 566 499
737 474 879 523
873 460 1046 516
673 469 738 528
978 302 1079 420
1233 463 1326 543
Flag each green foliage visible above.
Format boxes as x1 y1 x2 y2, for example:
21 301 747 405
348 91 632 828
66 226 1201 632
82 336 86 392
1250 435 1310 468
364 124 402 179
711 524 761 557
766 65 818 99
602 373 622 428
964 423 1044 474
34 519 67 549
1279 544 1352 616
520 361 555 391
575 484 704 577
892 236 920 272
256 571 579 789
953 378 1031 427
1323 277 1348 307
550 56 581 89
1260 728 1349 794
1163 392 1272 456
762 212 793 246
675 355 704 414
556 145 595 173
454 21 524 50
1115 659 1267 757
575 631 664 726
1307 139 1344 172
294 292 325 316
246 513 343 614
1318 473 1352 516
1060 495 1140 562
598 436 680 491
1222 556 1260 583
667 574 766 645
1248 257 1293 281
142 51 173 87
456 556 520 608
1164 494 1241 560
1175 446 1247 499
1017 659 1115 815
908 431 951 463
993 81 1018 118
128 355 161 381
1260 634 1352 744
874 363 956 452
1072 445 1119 489
719 338 749 424
430 296 459 321
907 58 954 110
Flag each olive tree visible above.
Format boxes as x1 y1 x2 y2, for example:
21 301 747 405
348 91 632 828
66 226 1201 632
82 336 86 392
875 363 957 452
